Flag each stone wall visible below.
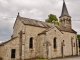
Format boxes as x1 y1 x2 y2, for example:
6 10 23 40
0 46 4 60
62 31 77 56
13 17 25 38
22 25 78 59
0 24 78 60
23 25 46 59
46 27 63 58
0 37 20 60
45 27 77 58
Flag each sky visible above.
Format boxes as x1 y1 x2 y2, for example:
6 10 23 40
0 0 80 41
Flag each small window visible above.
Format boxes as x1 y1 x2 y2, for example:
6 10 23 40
29 37 33 49
53 37 57 49
11 49 16 58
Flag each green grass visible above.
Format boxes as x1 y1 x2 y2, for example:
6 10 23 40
36 58 48 60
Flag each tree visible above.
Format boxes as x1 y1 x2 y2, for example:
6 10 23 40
45 14 59 25
77 34 80 48
77 34 80 41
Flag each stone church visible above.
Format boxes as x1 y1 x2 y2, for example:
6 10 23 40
0 0 79 60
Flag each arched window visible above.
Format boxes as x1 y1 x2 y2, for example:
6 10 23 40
29 37 33 49
53 37 57 49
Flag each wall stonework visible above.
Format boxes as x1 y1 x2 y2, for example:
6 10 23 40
24 25 46 59
0 24 79 60
0 37 20 60
13 17 25 38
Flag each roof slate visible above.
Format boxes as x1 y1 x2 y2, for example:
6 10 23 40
55 25 77 33
0 37 18 46
19 17 54 28
60 0 70 17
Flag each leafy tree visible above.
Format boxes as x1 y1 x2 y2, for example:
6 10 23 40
77 34 80 48
45 14 59 25
77 34 80 41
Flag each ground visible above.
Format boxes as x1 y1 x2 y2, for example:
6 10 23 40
32 56 80 60
50 56 80 60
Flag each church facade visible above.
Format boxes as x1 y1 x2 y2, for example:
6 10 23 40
0 1 79 60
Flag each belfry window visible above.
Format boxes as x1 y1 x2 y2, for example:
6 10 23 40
11 49 16 58
29 37 33 49
53 37 57 49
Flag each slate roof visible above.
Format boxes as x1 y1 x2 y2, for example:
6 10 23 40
19 17 54 28
38 27 63 35
60 0 70 17
55 25 77 33
38 24 76 35
0 37 18 46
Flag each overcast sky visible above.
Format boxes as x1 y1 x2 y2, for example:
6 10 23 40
0 0 80 41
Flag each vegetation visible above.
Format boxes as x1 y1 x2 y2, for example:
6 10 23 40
45 14 59 25
77 34 80 55
77 34 80 41
37 58 48 60
77 34 80 48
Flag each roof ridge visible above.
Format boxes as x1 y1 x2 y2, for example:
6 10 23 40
20 17 43 22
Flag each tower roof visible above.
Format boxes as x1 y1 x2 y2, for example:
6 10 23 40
60 0 70 17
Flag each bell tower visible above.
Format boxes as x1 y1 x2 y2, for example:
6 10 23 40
59 0 71 29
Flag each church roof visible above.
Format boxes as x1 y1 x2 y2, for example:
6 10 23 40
0 37 18 46
60 0 70 17
19 17 54 28
38 25 77 35
55 25 77 33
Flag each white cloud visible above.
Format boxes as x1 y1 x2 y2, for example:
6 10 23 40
0 0 80 41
